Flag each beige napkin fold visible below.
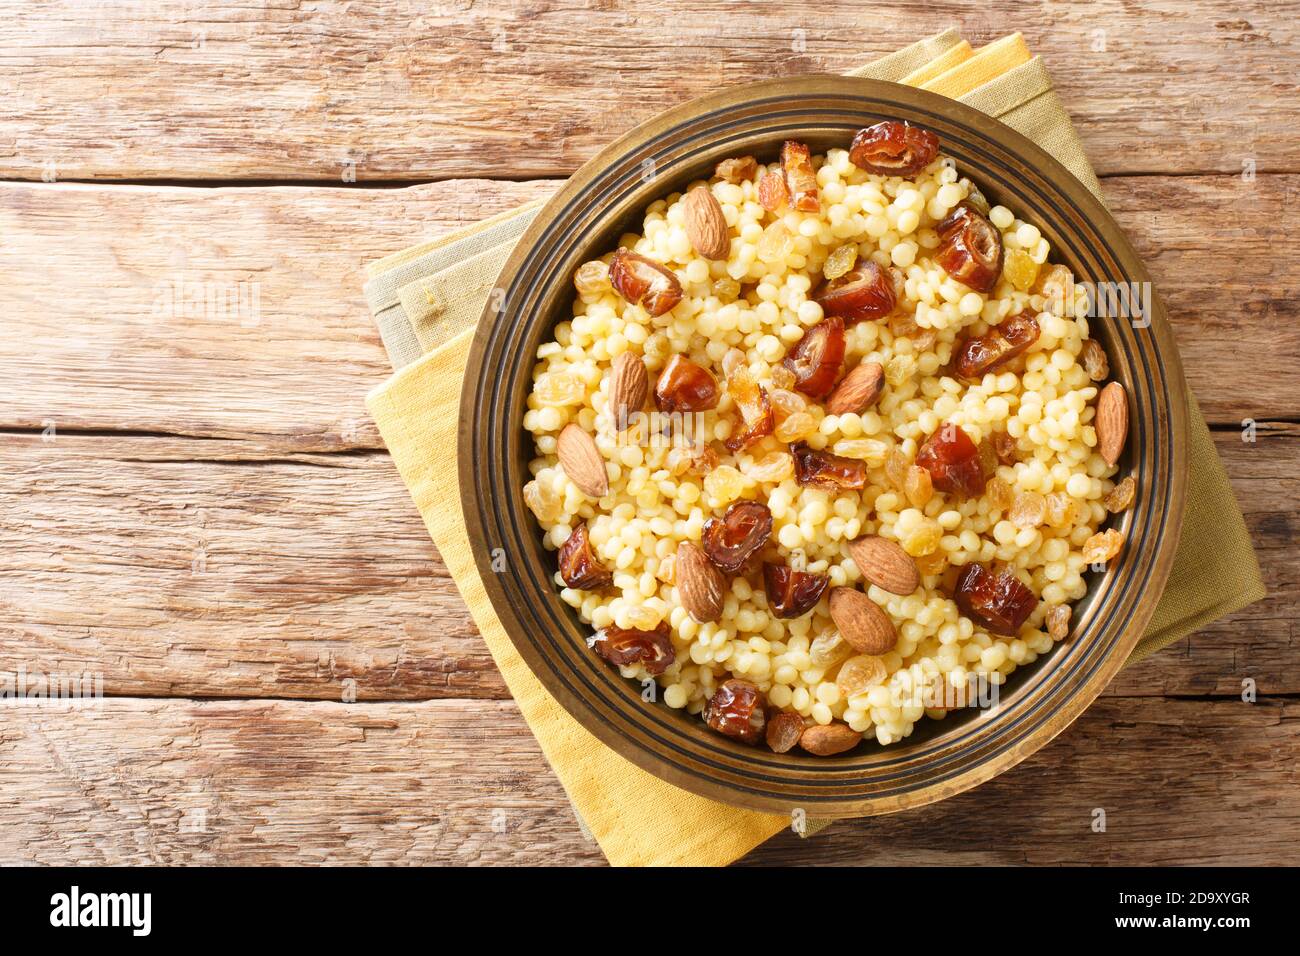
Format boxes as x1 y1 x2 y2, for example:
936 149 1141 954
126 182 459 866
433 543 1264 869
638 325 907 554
364 29 1265 865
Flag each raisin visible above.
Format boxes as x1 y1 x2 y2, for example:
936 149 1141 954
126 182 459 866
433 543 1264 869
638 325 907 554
654 355 719 413
904 465 933 507
765 710 805 754
1105 476 1136 513
822 244 858 281
1083 529 1125 565
703 679 766 745
1046 604 1072 641
1010 491 1047 529
608 248 683 316
954 563 1038 636
813 259 897 324
848 120 940 177
701 500 773 573
763 562 829 619
557 523 612 590
991 429 1018 466
790 440 869 490
715 155 759 184
592 622 675 676
935 202 1003 294
954 312 1040 380
781 140 820 213
836 654 887 698
782 317 846 399
1002 247 1040 291
916 423 988 497
1080 338 1109 382
723 366 775 451
758 169 789 212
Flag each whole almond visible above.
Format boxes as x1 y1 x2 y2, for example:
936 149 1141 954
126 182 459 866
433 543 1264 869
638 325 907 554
829 587 896 656
676 540 725 623
799 723 862 756
684 186 729 260
846 536 920 595
608 352 647 429
826 361 885 415
556 424 608 498
1096 381 1129 466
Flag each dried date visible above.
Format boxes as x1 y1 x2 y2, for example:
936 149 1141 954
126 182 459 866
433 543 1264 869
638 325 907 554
763 562 830 619
557 523 612 590
848 120 940 177
701 500 773 573
592 622 675 676
704 679 767 745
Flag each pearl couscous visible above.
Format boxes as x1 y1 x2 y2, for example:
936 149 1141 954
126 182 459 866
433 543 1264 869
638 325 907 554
522 122 1132 755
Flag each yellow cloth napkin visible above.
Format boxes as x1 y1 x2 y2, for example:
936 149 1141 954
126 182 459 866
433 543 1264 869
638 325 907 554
364 30 1265 866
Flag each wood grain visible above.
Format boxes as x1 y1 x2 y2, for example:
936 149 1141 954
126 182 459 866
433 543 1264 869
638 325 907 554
1 2 1295 182
1 428 1293 701
0 174 1295 448
0 178 554 447
0 696 1293 865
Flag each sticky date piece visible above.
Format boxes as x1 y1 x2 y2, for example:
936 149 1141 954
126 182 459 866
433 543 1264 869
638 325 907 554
916 424 988 497
848 121 940 177
701 501 773 573
704 679 767 745
608 249 683 316
790 440 868 490
557 523 612 590
782 317 845 399
954 563 1038 636
813 259 897 324
954 312 1040 380
592 623 675 676
764 562 830 619
655 355 719 413
935 202 1003 294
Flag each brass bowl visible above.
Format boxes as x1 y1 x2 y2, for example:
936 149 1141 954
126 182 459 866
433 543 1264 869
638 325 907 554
460 76 1187 817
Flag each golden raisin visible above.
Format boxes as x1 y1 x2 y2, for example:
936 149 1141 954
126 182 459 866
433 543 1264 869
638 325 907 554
823 244 859 281
836 654 887 698
985 476 1014 512
1046 604 1071 641
905 465 934 507
1105 476 1136 513
1010 491 1047 529
774 410 818 442
1002 248 1040 292
523 479 562 523
885 448 911 492
901 519 942 557
1083 528 1125 565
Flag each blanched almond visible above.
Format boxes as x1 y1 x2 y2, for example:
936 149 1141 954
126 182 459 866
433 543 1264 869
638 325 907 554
608 352 647 429
1096 381 1129 466
799 723 862 756
556 424 608 498
676 540 725 623
684 186 729 260
825 361 884 415
846 536 920 595
829 587 896 655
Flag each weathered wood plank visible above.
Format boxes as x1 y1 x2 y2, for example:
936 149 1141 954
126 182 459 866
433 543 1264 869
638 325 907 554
0 433 501 700
0 696 1294 865
746 696 1300 866
0 428 1293 700
1 2 1295 181
0 174 1295 447
0 179 555 447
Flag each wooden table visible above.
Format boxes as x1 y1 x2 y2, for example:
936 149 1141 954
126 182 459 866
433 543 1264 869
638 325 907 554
1 2 1296 866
